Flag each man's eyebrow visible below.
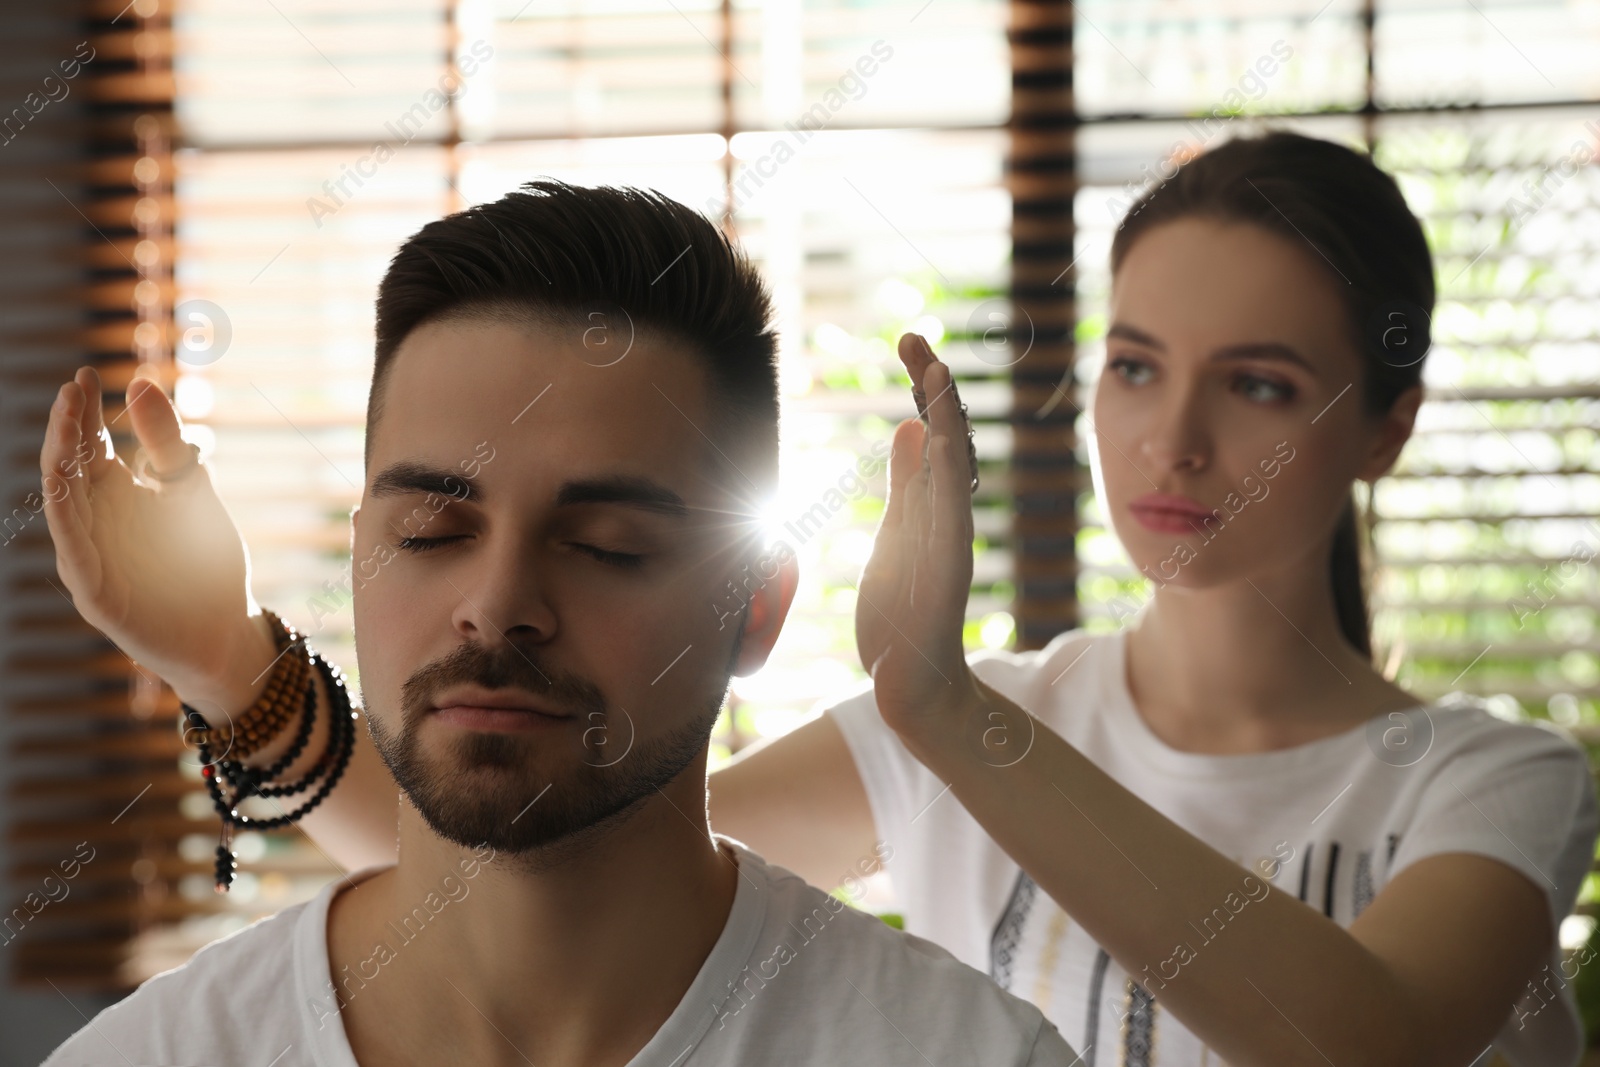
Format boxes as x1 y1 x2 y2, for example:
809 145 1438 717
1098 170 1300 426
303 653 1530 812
555 476 690 518
367 464 691 518
369 461 482 503
1106 322 1317 376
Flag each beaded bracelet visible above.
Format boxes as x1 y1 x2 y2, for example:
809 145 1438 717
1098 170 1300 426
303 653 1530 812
208 609 312 760
181 647 358 892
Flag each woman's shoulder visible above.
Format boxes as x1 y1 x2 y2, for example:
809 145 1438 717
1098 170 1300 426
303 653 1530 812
965 626 1110 688
1419 691 1592 764
820 627 1111 728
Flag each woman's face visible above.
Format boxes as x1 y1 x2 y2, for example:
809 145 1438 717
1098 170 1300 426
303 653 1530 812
1090 216 1415 589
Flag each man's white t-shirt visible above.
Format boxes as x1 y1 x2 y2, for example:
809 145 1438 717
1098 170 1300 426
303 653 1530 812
44 837 1078 1066
829 625 1599 1067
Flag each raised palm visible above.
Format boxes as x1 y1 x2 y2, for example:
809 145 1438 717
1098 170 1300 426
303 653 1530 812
854 334 980 734
39 367 257 696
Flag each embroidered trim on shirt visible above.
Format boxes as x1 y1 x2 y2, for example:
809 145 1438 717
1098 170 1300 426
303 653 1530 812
1352 849 1374 917
1083 947 1112 1067
1323 841 1341 918
1032 903 1073 1018
990 869 1037 991
1120 978 1156 1067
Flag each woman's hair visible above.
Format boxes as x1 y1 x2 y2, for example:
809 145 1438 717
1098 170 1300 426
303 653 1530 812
1109 129 1435 660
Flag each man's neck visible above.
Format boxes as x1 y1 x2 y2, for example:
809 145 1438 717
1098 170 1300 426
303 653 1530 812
326 776 740 1067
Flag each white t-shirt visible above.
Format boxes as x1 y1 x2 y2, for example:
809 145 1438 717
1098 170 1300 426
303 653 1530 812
44 837 1078 1066
830 625 1599 1067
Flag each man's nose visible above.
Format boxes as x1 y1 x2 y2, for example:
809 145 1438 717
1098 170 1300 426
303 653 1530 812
447 536 559 649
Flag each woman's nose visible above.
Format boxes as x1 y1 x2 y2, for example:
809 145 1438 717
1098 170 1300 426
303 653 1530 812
1138 385 1211 473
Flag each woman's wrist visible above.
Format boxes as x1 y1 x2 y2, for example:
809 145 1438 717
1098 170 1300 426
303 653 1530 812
168 611 279 722
887 673 1035 776
171 610 325 774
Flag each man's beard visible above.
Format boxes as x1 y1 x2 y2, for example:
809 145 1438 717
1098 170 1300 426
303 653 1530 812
365 638 729 862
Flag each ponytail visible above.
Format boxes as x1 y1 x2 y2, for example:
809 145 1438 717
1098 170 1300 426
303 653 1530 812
1329 493 1371 660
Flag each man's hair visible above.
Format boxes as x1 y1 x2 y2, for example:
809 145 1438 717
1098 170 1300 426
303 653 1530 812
366 179 781 497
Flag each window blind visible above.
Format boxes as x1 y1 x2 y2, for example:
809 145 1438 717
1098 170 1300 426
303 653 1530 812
1066 2 1600 720
4 0 181 995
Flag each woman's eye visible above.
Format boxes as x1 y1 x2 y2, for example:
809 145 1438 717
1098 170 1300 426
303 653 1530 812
1236 375 1296 404
572 544 646 569
395 535 463 553
1108 355 1153 385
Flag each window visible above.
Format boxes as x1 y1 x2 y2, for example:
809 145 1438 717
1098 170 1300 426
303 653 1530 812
11 0 1596 1000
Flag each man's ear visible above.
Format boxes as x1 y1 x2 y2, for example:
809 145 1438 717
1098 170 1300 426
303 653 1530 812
348 503 361 551
1356 382 1423 484
731 548 800 677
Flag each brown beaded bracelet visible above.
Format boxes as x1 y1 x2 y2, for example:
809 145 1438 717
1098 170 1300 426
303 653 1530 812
208 609 311 760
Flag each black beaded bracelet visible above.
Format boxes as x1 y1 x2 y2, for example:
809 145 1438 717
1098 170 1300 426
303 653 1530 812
180 647 358 892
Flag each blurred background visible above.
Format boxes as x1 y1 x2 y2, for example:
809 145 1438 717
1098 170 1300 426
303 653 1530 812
1 0 1598 1061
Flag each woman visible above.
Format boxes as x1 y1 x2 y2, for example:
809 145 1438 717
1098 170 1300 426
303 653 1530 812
44 131 1597 1066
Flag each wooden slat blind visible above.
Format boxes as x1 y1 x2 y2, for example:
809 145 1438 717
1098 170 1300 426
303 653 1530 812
4 0 187 993
1371 109 1600 709
1008 0 1079 648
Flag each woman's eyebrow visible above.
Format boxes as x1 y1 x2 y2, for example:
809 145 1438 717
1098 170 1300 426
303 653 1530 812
1209 342 1318 377
1107 322 1164 350
1106 322 1318 377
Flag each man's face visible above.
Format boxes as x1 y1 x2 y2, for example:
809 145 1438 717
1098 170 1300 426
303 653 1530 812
352 314 766 856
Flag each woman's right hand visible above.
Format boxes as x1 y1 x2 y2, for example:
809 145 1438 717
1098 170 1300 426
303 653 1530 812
39 365 264 705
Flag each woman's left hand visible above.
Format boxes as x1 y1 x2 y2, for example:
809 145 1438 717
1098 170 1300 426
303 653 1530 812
855 333 987 746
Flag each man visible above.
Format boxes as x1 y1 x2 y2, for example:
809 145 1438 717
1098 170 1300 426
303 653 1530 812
43 181 1076 1065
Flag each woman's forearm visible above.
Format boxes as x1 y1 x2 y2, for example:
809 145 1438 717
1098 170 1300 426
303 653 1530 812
291 690 399 872
902 679 1433 1067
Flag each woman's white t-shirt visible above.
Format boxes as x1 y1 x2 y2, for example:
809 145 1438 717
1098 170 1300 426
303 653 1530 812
829 625 1599 1067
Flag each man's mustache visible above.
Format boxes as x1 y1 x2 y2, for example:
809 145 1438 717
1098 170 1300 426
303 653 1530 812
399 641 608 726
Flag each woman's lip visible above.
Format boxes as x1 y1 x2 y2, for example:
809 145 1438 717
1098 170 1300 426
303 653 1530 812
1130 493 1210 516
1129 506 1208 535
431 705 573 732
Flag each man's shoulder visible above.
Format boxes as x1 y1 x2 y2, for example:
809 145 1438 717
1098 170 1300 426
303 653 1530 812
43 897 316 1066
719 848 1075 1064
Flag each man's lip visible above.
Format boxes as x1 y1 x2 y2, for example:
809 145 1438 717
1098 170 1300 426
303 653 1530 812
428 686 572 717
430 704 569 717
430 705 574 732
